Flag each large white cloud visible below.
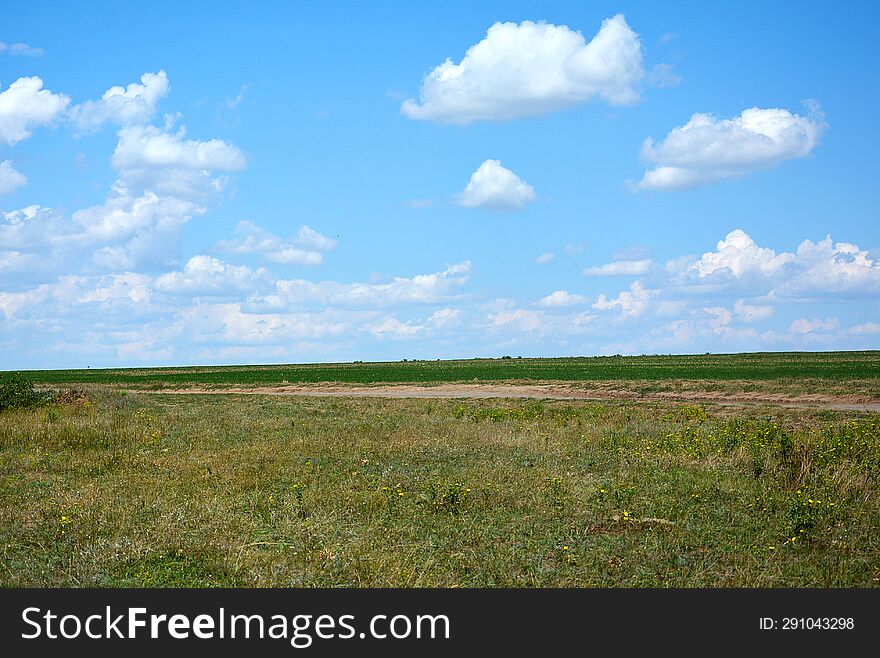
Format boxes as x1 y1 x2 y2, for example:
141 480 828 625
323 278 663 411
0 187 204 275
401 15 644 123
113 124 246 172
70 70 169 130
686 228 880 298
633 105 826 191
0 77 69 145
456 159 536 210
111 123 246 200
154 255 270 296
689 229 794 278
0 160 26 196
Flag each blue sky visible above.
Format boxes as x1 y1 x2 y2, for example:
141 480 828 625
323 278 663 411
1 1 879 368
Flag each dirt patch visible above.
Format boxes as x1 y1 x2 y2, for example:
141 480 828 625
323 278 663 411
141 383 880 412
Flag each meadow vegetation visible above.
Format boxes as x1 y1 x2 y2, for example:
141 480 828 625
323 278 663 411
2 385 878 587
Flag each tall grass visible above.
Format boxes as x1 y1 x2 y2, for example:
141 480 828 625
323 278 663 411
1 392 878 587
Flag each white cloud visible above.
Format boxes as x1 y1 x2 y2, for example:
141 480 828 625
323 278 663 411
538 290 587 307
295 225 337 251
583 259 652 276
536 252 555 265
689 229 793 279
262 262 472 309
0 42 44 57
225 83 249 110
78 273 153 305
704 306 733 331
154 255 269 296
779 236 880 298
848 322 880 336
593 281 654 317
401 15 645 123
0 160 26 196
180 303 349 345
633 104 826 191
215 221 334 266
265 248 323 266
113 124 246 172
365 316 423 338
427 307 464 328
563 244 585 255
733 299 773 322
0 77 70 145
789 317 839 334
110 123 246 200
456 159 536 210
646 63 681 88
71 71 169 130
686 229 880 299
0 284 51 318
489 308 544 331
72 186 203 270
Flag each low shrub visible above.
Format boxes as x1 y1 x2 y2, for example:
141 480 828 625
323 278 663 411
0 372 50 412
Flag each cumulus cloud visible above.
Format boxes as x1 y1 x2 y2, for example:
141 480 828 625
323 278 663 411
260 262 472 310
489 308 544 332
78 273 153 305
632 104 826 191
427 307 464 328
538 290 587 307
215 221 335 266
154 255 269 296
0 77 70 145
402 15 645 123
733 299 773 322
704 306 733 332
71 71 169 130
113 124 246 172
456 159 536 210
365 316 423 338
689 229 794 279
72 185 203 270
111 123 246 200
0 160 26 196
789 317 839 334
686 228 880 299
593 281 654 317
295 225 337 251
0 186 204 276
583 259 652 276
536 253 555 265
180 303 349 345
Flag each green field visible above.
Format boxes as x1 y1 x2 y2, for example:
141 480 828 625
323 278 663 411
12 350 880 388
1 353 879 587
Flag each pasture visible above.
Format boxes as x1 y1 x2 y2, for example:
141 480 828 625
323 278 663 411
2 352 879 587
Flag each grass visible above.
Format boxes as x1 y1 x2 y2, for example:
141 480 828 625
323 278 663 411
2 389 878 587
10 351 880 389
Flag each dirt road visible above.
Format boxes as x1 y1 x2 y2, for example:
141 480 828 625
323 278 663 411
145 383 880 412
